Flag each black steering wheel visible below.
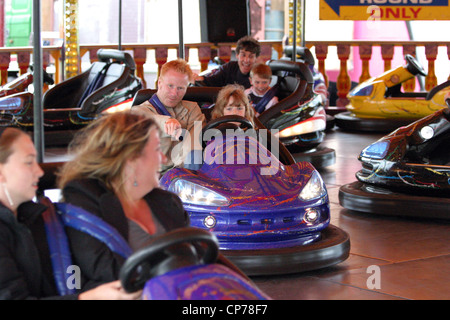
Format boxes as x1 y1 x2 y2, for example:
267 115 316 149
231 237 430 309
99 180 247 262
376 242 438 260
30 65 55 85
43 69 55 85
201 115 254 149
119 228 219 293
405 54 427 77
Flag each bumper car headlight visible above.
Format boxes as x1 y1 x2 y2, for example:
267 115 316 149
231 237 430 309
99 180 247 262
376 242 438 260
304 208 320 224
419 125 434 140
276 118 326 138
360 141 390 159
275 108 327 139
299 171 327 201
168 179 230 206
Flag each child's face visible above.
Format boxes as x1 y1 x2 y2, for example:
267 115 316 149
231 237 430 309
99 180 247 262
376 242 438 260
223 96 246 118
250 74 271 96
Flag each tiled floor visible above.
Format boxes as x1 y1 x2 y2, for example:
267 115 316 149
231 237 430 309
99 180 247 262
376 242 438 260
44 128 450 300
252 129 450 300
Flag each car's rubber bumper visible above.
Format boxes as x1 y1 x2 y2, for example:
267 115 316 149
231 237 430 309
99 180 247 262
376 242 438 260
339 180 450 220
291 146 336 169
222 224 350 276
335 111 417 133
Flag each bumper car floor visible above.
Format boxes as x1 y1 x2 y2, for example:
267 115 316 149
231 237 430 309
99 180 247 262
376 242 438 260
44 128 450 300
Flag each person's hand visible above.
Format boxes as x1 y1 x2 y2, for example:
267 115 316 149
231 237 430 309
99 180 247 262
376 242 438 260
78 280 142 300
192 73 204 82
165 118 182 140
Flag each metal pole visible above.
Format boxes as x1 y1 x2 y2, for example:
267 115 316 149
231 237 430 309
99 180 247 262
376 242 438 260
301 0 306 47
32 0 44 162
178 0 184 59
292 0 297 62
118 0 122 50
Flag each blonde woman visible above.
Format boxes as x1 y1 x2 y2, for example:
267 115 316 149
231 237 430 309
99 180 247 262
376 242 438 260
58 111 189 291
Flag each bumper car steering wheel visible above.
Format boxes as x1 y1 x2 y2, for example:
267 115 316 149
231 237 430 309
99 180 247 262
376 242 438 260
120 228 219 293
201 115 254 149
405 54 427 76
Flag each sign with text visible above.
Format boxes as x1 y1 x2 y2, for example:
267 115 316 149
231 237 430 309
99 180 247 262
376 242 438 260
320 0 450 20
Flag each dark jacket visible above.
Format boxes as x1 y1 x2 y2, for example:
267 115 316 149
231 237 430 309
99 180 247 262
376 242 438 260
200 61 251 88
61 178 190 291
0 201 77 300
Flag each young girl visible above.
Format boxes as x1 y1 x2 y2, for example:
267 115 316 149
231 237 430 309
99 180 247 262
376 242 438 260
211 84 255 127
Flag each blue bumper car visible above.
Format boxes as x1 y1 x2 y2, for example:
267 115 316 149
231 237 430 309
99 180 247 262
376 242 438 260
119 227 270 300
160 115 349 275
39 193 270 300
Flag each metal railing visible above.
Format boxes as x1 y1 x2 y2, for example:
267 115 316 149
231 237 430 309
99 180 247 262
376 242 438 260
1 40 449 106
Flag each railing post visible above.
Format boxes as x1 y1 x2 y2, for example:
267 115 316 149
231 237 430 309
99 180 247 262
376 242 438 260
315 44 328 88
198 46 211 72
425 44 438 90
0 52 10 85
49 48 62 83
218 45 232 63
155 47 168 87
259 44 272 63
182 45 189 62
17 51 31 75
359 44 372 83
402 44 416 92
337 44 351 107
134 47 147 89
88 48 98 64
271 43 283 61
381 44 394 72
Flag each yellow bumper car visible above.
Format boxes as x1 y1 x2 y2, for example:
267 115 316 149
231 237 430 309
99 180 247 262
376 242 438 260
335 54 450 132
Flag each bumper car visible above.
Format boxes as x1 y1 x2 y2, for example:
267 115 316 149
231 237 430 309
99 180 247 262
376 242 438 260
36 116 350 277
0 49 141 146
339 98 450 220
159 114 350 276
335 54 450 132
38 192 269 300
256 59 335 168
282 46 330 109
0 66 54 98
